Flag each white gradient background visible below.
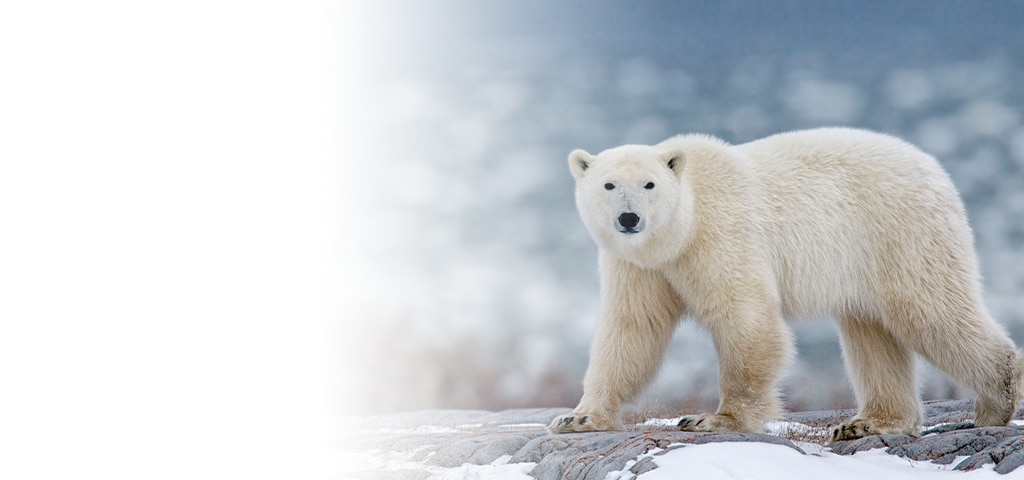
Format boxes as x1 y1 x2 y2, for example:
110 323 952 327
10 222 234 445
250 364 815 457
1 2 347 479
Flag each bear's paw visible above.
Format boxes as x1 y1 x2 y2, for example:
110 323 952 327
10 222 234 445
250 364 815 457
547 412 622 434
677 413 747 432
831 418 917 441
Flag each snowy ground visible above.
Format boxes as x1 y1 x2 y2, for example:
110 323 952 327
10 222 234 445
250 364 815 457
337 405 1024 479
339 445 1008 480
616 441 1005 480
338 425 1021 480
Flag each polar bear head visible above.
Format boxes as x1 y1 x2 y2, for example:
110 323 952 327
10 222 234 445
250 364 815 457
568 144 691 266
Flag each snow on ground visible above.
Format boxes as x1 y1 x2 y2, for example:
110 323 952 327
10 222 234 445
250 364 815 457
336 448 535 480
626 420 1007 479
341 439 1008 480
633 442 1003 480
341 416 1015 479
432 457 535 480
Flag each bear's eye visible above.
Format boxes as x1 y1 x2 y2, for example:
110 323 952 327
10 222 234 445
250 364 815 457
604 183 615 190
644 182 655 190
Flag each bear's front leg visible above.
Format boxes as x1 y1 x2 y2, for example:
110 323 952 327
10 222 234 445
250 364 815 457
678 302 793 433
548 255 684 434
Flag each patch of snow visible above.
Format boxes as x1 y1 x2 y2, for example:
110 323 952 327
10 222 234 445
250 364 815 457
640 418 826 439
604 447 665 480
338 448 535 480
638 442 1004 479
764 420 824 438
640 416 684 428
434 456 536 480
336 445 433 472
793 441 828 456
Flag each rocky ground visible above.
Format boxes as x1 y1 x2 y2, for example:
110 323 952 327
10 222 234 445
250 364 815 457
339 400 1024 479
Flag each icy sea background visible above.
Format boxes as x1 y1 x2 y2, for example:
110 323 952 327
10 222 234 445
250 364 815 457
341 1 1024 418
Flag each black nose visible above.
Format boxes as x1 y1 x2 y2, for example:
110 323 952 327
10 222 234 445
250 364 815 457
618 212 640 229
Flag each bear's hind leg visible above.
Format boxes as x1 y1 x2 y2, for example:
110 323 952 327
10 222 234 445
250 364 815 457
832 316 921 441
892 304 1023 428
974 348 1024 427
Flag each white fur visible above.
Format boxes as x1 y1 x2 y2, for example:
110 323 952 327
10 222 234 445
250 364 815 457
550 128 1023 440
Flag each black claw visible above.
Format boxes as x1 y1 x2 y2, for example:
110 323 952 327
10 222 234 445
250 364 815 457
561 417 573 426
695 418 705 427
579 416 588 425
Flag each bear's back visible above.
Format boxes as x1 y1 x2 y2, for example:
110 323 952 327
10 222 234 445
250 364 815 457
733 128 974 318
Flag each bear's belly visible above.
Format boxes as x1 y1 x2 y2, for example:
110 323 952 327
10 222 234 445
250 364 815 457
767 228 878 319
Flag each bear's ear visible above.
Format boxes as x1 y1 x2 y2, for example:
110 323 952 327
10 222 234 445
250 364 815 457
663 151 685 178
568 149 594 180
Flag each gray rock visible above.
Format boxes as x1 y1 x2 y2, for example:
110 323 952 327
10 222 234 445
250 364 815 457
830 434 916 455
995 450 1024 474
517 431 802 480
630 457 658 475
686 431 803 450
881 426 1024 470
920 422 974 436
509 432 621 464
954 435 1024 473
922 399 976 425
889 431 999 464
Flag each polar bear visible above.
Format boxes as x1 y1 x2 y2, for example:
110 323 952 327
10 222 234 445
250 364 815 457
548 128 1023 441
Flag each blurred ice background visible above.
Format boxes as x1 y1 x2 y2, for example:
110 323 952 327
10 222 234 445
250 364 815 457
340 1 1024 417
